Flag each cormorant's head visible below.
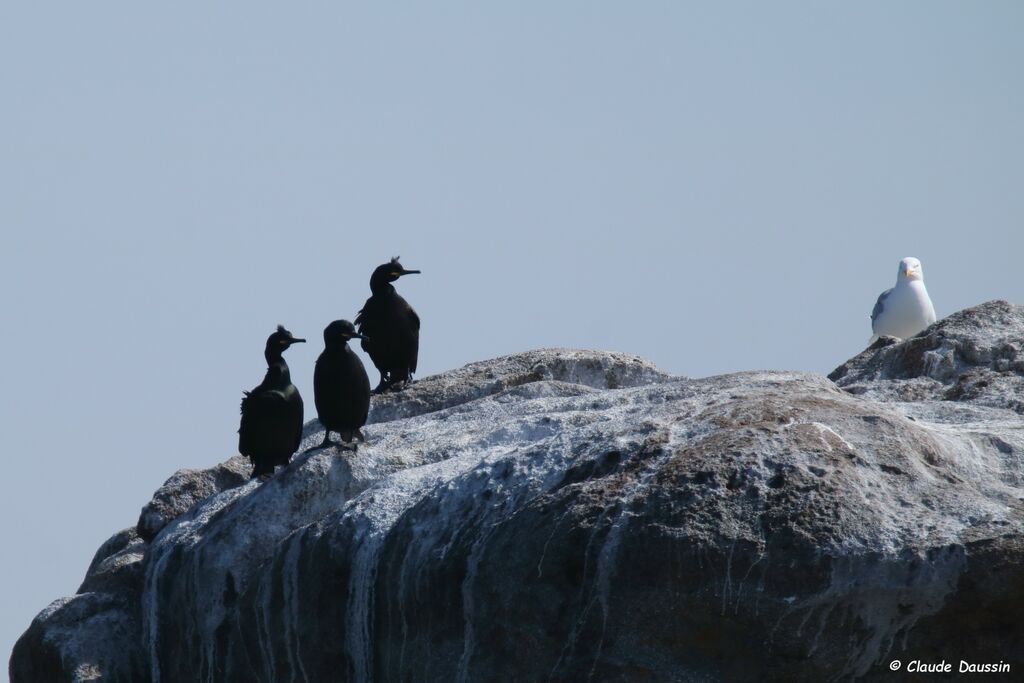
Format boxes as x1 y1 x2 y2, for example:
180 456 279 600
323 319 367 346
265 325 306 355
898 257 924 283
370 256 421 289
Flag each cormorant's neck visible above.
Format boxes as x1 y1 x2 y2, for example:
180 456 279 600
265 348 286 365
262 353 291 386
370 278 395 296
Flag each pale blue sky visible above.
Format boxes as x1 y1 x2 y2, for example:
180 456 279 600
2 2 1022 663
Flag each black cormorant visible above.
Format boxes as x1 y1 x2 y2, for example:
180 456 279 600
238 325 306 479
313 320 371 450
355 257 421 393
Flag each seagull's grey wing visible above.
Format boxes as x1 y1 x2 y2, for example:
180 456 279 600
871 288 893 328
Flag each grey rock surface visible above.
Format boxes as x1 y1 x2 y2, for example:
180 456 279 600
136 456 251 542
830 299 1024 413
10 310 1024 681
10 591 146 683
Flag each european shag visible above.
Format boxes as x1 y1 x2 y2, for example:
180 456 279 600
238 325 306 479
355 257 421 393
313 320 371 451
869 257 936 344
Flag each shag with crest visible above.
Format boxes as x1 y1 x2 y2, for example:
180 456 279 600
355 257 421 393
238 325 305 479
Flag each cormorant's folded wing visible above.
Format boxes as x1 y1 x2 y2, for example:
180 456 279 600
238 390 290 455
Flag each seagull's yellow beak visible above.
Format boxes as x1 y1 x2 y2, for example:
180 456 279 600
904 268 913 277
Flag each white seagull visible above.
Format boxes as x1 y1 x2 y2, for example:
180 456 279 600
869 257 937 344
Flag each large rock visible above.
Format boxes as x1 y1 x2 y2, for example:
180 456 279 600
829 299 1024 412
10 315 1024 681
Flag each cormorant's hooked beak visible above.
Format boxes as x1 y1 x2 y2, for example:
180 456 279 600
347 333 369 341
289 338 307 345
399 269 421 276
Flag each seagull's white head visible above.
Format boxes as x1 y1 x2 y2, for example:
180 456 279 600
898 257 924 283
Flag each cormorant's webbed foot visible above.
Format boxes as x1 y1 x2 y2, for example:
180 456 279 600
388 377 413 392
337 430 361 452
303 432 338 453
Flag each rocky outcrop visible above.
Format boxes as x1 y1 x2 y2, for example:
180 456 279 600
137 456 251 542
829 299 1024 412
10 310 1024 681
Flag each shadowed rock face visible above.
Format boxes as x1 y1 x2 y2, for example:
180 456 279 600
10 317 1024 682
